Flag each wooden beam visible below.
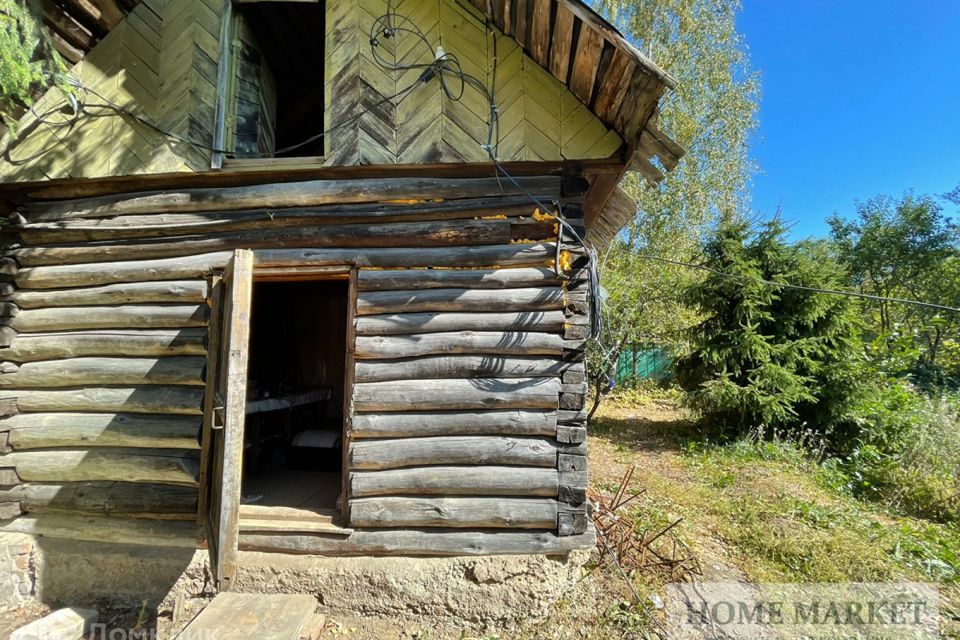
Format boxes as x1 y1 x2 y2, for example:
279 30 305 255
350 497 560 529
12 386 204 414
239 527 595 555
9 305 208 332
350 436 557 470
353 377 560 411
354 331 564 359
0 482 198 519
355 287 564 316
0 449 200 485
349 466 559 497
350 409 556 438
354 311 566 336
354 355 568 382
0 356 206 388
4 413 201 450
2 513 199 548
0 329 208 362
12 280 209 308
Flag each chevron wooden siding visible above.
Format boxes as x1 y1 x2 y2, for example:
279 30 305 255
0 0 222 182
324 0 623 165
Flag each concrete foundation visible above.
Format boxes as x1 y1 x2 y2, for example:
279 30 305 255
2 536 592 632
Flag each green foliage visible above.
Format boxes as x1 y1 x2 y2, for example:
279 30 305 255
676 220 864 443
591 0 760 393
841 387 960 523
828 191 960 387
0 0 64 126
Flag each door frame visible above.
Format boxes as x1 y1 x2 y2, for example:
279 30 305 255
198 259 356 584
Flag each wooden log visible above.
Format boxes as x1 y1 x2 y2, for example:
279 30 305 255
559 470 588 504
1 513 199 548
16 252 231 289
350 436 557 470
0 398 18 419
28 176 561 221
354 331 564 360
555 425 587 444
0 467 20 484
0 325 15 348
9 305 208 332
254 244 554 270
11 280 209 308
240 527 595 556
356 267 560 291
350 409 556 439
3 413 201 450
16 245 553 289
349 497 559 529
355 311 566 336
0 481 198 518
557 510 589 536
0 449 200 485
355 355 568 382
0 357 206 388
0 329 208 362
356 287 564 316
349 466 559 497
12 387 204 414
353 378 560 411
16 198 540 244
0 302 17 317
13 220 512 266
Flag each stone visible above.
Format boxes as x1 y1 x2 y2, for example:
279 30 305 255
11 607 98 640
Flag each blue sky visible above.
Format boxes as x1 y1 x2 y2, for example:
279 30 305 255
736 2 960 239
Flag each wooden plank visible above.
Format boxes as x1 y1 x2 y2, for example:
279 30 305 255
356 267 559 291
13 219 512 266
528 0 552 66
10 305 208 332
12 280 209 308
351 409 556 438
548 4 574 83
0 329 207 362
350 436 557 470
197 276 222 527
0 356 206 388
3 413 201 450
0 449 200 485
593 49 635 122
16 198 539 243
354 355 568 382
568 25 604 105
354 331 564 359
15 244 554 289
353 377 560 411
349 465 558 497
2 513 199 548
1 482 197 518
12 387 205 414
210 249 254 591
27 176 562 221
350 497 559 528
238 518 352 535
355 310 566 335
16 252 232 290
355 287 564 315
175 593 317 640
240 527 595 556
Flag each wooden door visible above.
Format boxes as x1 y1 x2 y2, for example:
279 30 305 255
205 249 254 590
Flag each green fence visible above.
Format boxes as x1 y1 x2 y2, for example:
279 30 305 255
615 345 673 384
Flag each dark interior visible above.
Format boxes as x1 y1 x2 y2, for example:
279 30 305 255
242 279 347 510
241 3 326 157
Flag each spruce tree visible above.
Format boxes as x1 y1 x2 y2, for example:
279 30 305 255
676 220 863 446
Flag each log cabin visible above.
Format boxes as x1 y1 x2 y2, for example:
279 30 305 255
0 0 681 591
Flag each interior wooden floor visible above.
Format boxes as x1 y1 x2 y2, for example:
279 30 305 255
239 470 351 535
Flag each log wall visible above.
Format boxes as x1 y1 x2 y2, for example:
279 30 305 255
0 174 593 555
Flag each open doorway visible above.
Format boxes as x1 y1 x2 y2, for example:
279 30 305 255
241 278 348 516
